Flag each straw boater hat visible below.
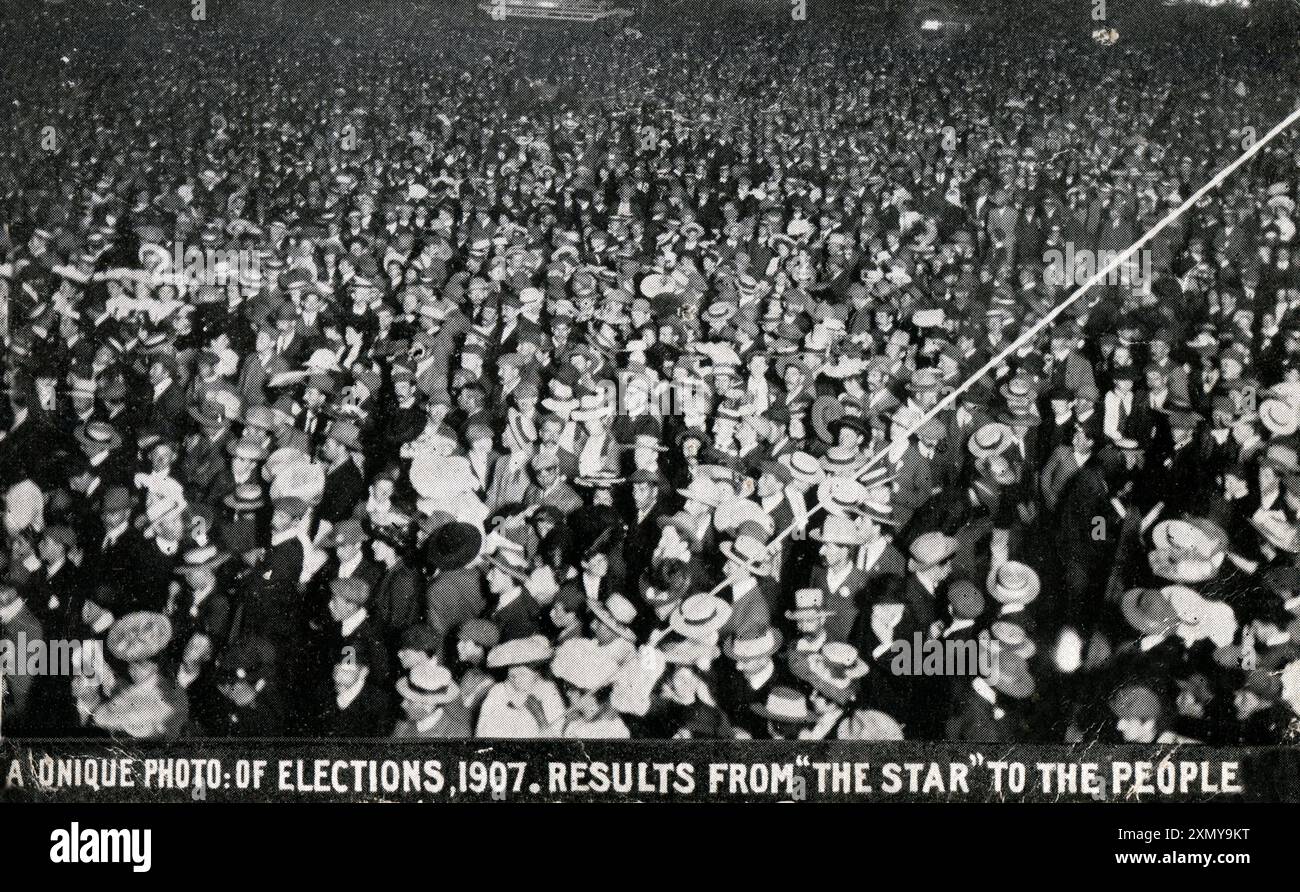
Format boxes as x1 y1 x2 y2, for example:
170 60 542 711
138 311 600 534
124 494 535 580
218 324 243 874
589 593 639 642
751 686 817 725
1259 398 1298 437
670 593 733 640
784 451 826 487
909 532 958 568
723 626 784 661
720 534 773 576
810 515 866 547
75 420 122 452
106 612 173 663
486 634 554 669
987 561 1040 605
968 422 1014 459
396 661 461 707
550 637 621 691
789 642 869 705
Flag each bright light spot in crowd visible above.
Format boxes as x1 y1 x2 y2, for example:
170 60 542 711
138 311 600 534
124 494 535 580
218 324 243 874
920 19 944 31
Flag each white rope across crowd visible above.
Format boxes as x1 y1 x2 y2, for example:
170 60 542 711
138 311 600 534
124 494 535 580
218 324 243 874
750 99 1300 567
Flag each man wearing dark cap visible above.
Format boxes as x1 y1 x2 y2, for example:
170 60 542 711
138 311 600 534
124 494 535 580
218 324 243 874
207 636 286 737
311 637 394 737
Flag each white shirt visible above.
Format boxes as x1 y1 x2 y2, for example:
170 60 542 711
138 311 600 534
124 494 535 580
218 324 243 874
340 607 368 638
336 676 367 710
337 552 363 580
102 520 128 548
416 708 446 733
824 563 853 596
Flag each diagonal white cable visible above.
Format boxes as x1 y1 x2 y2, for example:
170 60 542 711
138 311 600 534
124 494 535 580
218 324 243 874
730 101 1300 582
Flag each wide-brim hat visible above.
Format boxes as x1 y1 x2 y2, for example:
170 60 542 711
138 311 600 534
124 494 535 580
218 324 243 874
427 521 483 571
670 594 733 640
810 514 867 546
106 611 173 663
486 634 553 669
75 421 122 452
723 626 784 661
550 637 621 690
750 685 817 724
396 662 461 706
987 561 1040 605
713 498 775 537
1121 587 1180 636
174 545 230 575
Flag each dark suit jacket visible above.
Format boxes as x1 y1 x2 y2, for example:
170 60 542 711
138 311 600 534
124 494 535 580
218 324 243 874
425 567 485 641
318 461 366 526
0 603 44 729
313 678 395 737
372 561 424 644
492 591 543 642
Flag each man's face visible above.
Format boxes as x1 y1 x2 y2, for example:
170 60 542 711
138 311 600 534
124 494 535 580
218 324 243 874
633 481 657 510
271 508 296 535
333 662 364 692
329 593 359 623
38 537 65 567
457 639 484 664
1117 716 1156 743
102 508 130 531
534 464 558 488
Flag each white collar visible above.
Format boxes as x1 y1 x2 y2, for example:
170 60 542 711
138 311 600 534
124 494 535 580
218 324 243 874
746 660 775 690
729 576 759 601
416 708 446 733
341 607 368 637
338 552 363 578
825 562 853 592
271 527 299 548
943 618 975 636
0 599 24 624
336 675 367 710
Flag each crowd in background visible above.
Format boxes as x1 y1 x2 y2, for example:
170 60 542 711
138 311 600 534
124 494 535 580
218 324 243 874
2 0 1300 742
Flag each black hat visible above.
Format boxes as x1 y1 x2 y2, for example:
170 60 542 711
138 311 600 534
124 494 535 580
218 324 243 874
424 521 482 572
217 636 276 686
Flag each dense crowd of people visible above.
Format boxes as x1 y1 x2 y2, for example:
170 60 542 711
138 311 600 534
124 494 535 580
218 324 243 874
2 0 1300 743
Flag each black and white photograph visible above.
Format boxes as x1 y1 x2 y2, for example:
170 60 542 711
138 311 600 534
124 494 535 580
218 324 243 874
1 0 1299 871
